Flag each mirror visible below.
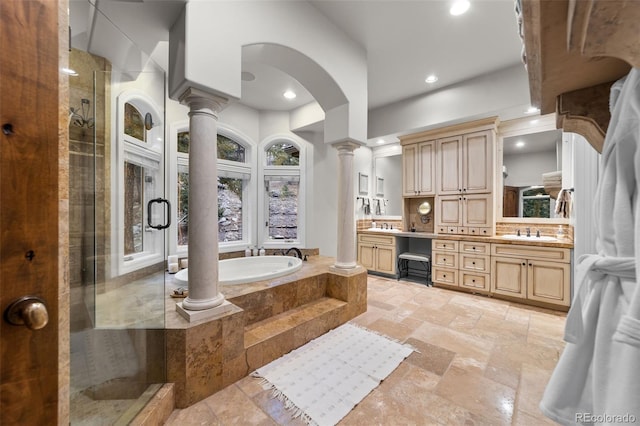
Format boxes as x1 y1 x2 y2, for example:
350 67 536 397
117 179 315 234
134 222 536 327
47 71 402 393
417 201 431 215
498 115 573 222
373 153 402 217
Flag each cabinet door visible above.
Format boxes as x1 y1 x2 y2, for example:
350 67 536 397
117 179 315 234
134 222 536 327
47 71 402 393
358 244 375 270
436 195 463 228
437 136 462 194
491 256 526 298
463 193 493 228
417 141 436 195
402 144 418 196
462 130 493 194
376 245 396 275
527 260 571 306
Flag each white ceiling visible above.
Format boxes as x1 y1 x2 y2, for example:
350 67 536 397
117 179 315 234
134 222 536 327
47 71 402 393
70 0 525 115
503 129 561 156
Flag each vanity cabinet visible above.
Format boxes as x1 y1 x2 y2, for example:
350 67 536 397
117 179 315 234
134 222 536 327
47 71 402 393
432 239 491 292
431 239 459 287
402 140 436 196
491 244 571 307
358 234 396 275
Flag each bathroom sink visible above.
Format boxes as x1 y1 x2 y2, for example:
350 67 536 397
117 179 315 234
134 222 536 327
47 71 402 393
367 228 401 233
502 235 557 242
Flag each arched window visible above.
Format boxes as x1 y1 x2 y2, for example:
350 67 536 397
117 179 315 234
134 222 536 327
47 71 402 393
170 124 254 254
116 92 164 274
260 138 305 247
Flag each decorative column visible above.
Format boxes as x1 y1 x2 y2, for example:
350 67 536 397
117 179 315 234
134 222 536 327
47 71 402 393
330 141 363 273
176 88 233 321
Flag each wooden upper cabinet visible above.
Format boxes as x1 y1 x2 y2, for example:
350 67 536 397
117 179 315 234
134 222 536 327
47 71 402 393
462 131 493 194
437 130 493 195
437 136 462 195
402 140 435 196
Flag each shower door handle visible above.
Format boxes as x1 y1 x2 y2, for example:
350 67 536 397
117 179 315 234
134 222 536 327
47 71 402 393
147 198 171 230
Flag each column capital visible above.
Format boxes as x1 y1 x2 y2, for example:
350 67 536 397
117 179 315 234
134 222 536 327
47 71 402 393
331 140 362 154
178 87 228 115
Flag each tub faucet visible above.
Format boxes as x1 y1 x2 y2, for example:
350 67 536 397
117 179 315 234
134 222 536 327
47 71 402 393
285 247 303 259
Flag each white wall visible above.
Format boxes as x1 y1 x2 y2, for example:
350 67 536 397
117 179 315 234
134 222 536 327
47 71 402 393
305 132 338 257
368 64 531 141
503 150 557 187
170 1 368 144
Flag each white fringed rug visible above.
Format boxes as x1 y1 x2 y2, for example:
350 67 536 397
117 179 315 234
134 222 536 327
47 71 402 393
252 323 414 426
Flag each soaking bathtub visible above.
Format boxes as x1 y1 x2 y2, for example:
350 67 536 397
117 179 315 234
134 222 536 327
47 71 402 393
174 255 303 286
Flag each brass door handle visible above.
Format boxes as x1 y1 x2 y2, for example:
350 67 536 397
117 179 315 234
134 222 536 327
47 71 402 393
4 296 49 330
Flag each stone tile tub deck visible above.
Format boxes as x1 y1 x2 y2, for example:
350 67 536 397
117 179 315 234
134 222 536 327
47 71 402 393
163 255 368 409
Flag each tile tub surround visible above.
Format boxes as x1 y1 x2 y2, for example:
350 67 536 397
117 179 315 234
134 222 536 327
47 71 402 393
164 256 367 408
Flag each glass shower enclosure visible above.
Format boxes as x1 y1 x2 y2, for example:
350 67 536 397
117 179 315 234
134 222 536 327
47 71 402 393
69 3 169 423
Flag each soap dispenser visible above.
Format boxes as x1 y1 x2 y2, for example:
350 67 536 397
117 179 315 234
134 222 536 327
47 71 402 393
245 247 252 257
259 247 265 256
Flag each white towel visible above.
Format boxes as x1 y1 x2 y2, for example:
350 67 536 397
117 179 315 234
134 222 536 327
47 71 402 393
540 69 640 424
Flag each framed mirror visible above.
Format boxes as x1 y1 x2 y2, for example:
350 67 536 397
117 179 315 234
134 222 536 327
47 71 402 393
498 114 572 223
358 173 368 195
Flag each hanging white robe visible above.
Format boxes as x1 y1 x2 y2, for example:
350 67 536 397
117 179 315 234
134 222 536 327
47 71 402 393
540 68 640 425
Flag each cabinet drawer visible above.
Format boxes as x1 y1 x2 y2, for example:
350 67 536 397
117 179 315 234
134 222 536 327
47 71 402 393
358 233 395 246
459 241 490 254
433 251 458 268
459 254 490 273
491 244 570 263
432 239 459 252
460 272 489 292
432 266 458 286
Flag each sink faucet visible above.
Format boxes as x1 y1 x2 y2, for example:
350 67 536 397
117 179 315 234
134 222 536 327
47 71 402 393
383 223 389 229
536 229 541 238
526 228 531 237
516 229 521 236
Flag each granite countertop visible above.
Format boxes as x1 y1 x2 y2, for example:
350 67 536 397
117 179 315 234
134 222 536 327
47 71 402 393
358 229 574 249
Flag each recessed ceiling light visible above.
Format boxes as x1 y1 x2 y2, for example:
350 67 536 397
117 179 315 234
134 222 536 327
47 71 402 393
241 71 255 82
377 139 385 144
283 90 297 99
425 75 438 84
450 0 470 16
525 106 540 114
515 141 525 148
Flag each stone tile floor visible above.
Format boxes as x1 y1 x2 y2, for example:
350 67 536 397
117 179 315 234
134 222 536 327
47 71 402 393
166 275 565 425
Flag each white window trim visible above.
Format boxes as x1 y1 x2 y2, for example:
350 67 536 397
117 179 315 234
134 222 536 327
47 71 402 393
258 135 306 249
113 90 165 276
167 121 257 256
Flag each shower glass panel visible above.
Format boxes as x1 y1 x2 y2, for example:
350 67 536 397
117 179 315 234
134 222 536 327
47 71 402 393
69 3 168 423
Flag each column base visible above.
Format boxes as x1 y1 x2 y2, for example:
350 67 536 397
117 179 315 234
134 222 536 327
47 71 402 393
329 264 366 276
176 300 234 322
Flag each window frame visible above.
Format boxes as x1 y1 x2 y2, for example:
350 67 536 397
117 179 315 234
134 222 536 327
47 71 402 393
168 120 256 256
114 91 165 276
258 135 306 249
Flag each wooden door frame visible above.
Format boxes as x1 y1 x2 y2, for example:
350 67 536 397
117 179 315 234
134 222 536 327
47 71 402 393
0 0 69 424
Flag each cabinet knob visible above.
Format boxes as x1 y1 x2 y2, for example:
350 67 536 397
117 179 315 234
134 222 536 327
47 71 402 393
522 262 526 266
472 279 475 283
472 262 476 265
529 263 532 267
